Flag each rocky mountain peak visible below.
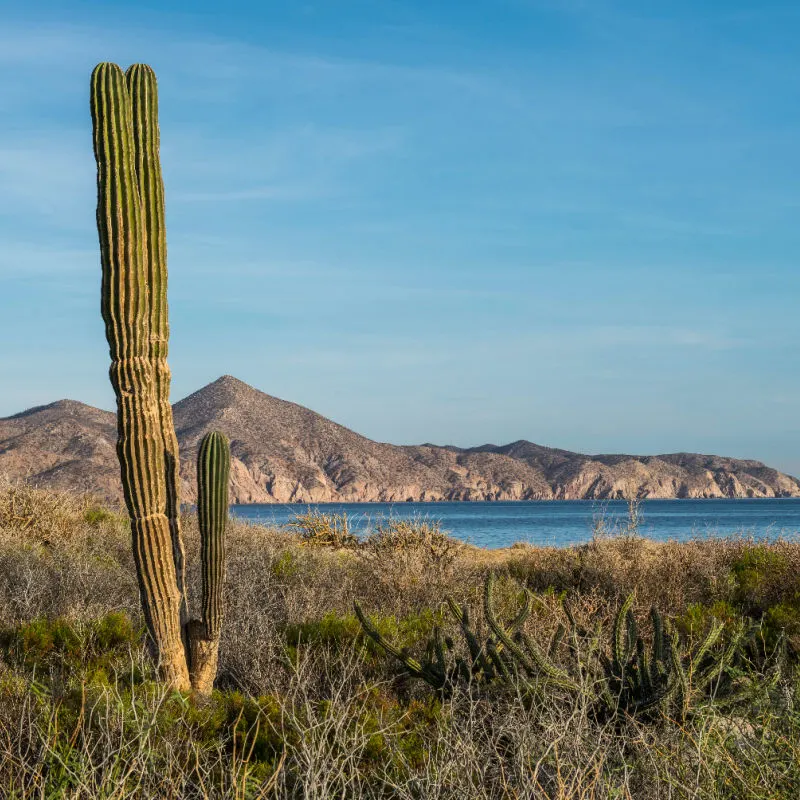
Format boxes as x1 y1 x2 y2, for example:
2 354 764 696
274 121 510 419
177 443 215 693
177 375 269 411
8 398 103 421
2 377 799 504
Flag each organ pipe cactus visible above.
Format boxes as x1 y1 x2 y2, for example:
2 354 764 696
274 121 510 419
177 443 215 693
91 62 229 695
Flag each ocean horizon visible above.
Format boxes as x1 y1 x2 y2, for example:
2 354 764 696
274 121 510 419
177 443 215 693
230 497 800 549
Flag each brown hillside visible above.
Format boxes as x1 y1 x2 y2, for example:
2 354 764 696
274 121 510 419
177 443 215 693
1 375 798 504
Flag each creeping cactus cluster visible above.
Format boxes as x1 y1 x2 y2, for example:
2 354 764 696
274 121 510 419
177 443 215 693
91 62 229 695
357 573 772 719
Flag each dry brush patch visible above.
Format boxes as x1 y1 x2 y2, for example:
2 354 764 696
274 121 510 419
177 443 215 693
0 482 799 797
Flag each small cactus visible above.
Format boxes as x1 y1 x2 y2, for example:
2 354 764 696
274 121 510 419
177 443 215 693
189 432 230 695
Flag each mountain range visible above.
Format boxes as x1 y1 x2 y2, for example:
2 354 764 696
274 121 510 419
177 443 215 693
1 375 798 503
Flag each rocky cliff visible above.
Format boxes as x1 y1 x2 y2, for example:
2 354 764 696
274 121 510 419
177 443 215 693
2 376 798 504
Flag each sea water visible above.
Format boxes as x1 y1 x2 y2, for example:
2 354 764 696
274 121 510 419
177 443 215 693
230 498 800 549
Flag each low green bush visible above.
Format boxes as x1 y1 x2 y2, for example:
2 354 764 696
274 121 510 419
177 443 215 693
0 611 144 681
729 545 791 610
283 608 443 657
82 505 118 527
674 600 740 638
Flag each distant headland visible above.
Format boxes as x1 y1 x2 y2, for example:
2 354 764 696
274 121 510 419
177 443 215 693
2 376 798 504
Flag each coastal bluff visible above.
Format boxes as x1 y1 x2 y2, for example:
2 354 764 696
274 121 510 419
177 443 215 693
2 376 798 504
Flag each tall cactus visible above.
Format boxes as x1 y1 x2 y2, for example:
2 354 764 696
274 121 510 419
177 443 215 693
91 62 229 695
189 432 230 695
91 62 189 691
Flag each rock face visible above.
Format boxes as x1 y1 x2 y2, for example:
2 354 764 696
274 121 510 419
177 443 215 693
1 376 799 504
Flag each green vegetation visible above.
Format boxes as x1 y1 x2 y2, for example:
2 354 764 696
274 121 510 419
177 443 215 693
357 573 773 721
1 483 800 797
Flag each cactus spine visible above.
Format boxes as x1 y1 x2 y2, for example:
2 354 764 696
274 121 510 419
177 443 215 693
189 432 230 695
91 63 230 696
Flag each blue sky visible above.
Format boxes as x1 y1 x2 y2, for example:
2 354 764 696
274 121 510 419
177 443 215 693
2 1 800 473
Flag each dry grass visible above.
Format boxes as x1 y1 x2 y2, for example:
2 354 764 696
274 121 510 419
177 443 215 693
0 481 799 797
285 510 359 548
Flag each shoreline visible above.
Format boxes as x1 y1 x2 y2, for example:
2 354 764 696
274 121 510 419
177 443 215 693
230 496 800 505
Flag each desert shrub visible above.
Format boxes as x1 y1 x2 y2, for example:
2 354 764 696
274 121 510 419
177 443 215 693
82 505 119 527
0 481 126 543
720 544 800 657
362 518 460 561
285 608 441 650
272 549 301 579
3 617 83 668
355 519 469 613
0 656 794 799
729 544 794 610
763 602 800 655
0 611 144 686
284 611 365 649
0 484 799 797
285 510 359 547
675 601 741 638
